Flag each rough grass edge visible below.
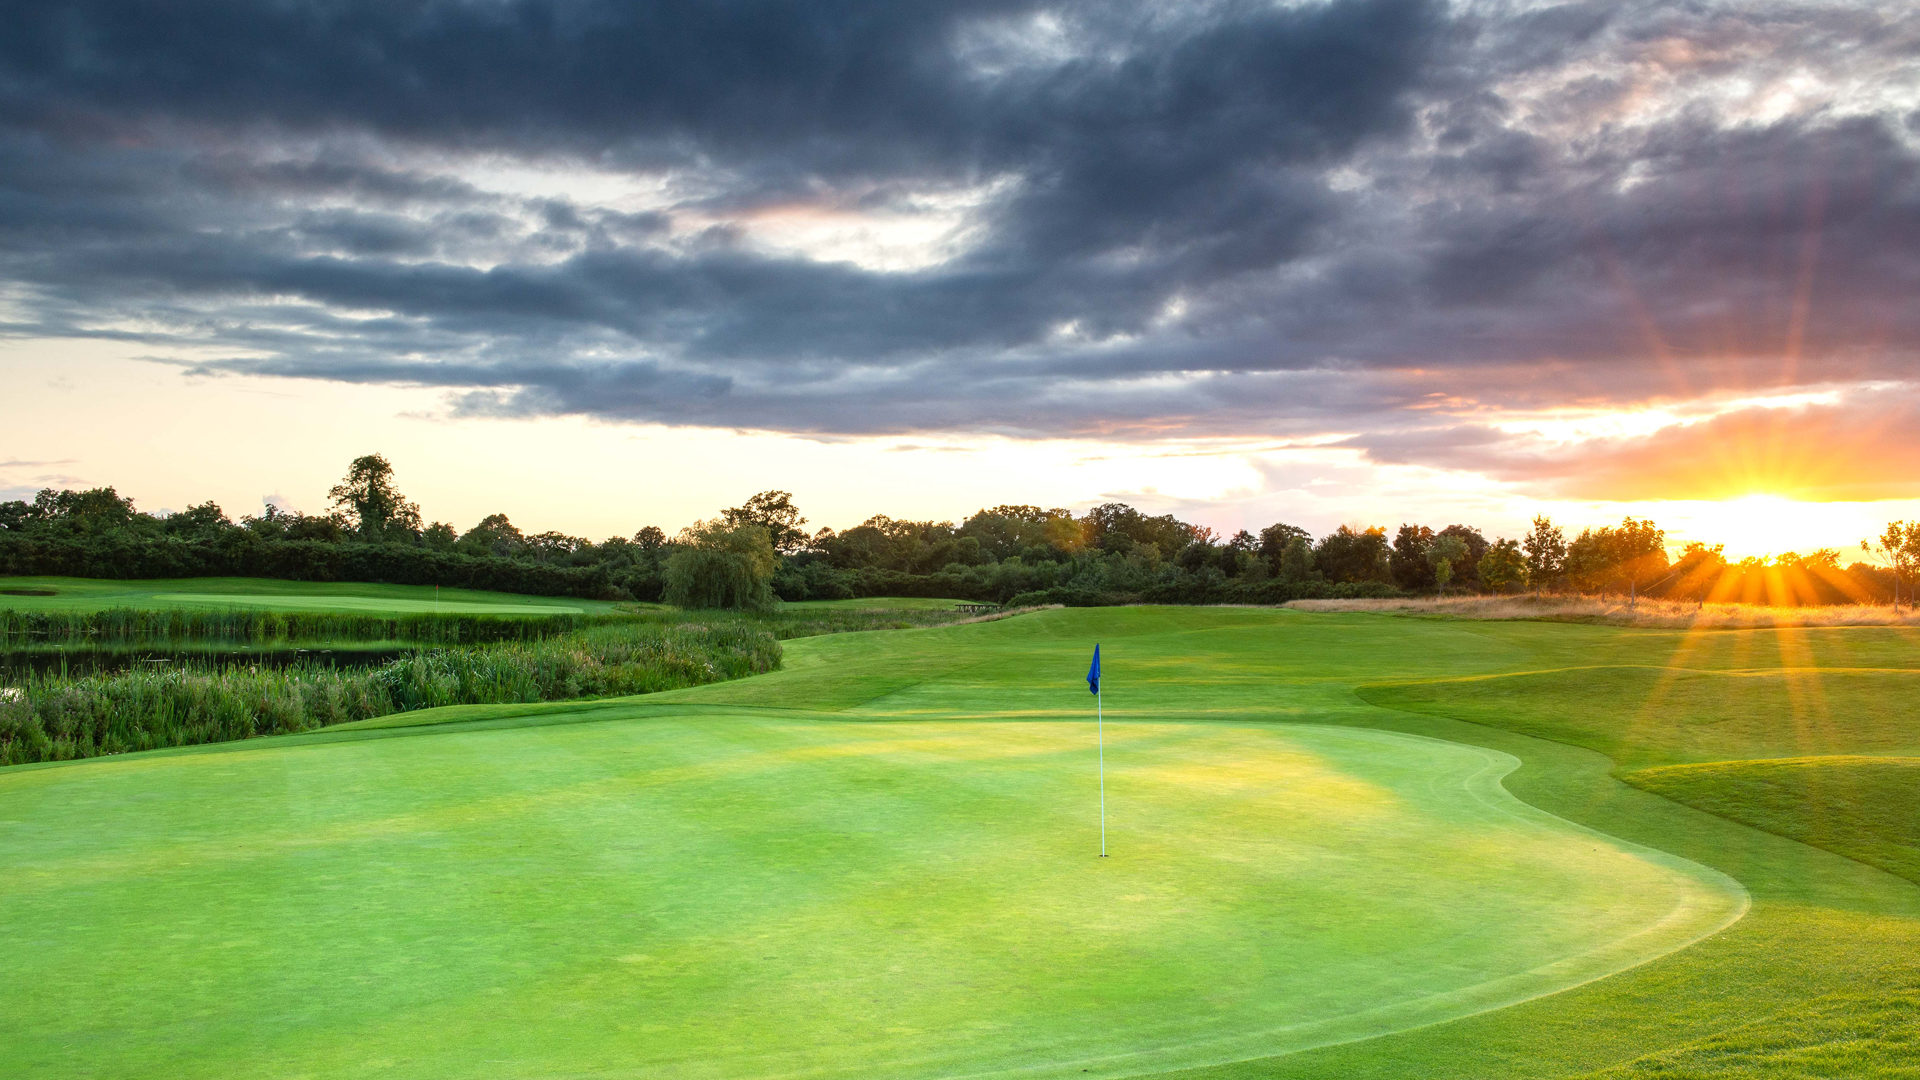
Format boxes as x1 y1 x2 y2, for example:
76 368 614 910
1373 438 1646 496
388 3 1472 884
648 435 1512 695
1284 593 1920 629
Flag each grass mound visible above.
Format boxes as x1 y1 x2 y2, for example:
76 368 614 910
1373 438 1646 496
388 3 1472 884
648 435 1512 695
1626 756 1920 885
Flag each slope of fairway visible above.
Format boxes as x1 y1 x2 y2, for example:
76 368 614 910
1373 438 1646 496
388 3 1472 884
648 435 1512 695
0 575 622 614
1360 663 1920 768
1626 756 1920 885
0 607 1746 1080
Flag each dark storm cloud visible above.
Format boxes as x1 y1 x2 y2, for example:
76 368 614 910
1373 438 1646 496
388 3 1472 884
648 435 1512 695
1 0 1918 465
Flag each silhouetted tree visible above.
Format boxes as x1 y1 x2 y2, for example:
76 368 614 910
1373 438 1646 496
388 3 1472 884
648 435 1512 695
328 455 421 542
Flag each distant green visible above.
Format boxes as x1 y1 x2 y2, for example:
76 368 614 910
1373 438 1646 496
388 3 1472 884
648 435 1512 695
3 608 1920 1077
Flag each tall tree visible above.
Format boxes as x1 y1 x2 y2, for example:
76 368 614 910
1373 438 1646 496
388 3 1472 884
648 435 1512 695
1522 515 1566 591
459 513 526 558
1258 522 1310 574
1314 525 1390 583
1428 534 1469 593
1480 538 1527 593
1437 525 1488 587
723 491 809 554
1389 524 1436 590
1864 521 1920 608
327 455 421 542
664 519 778 610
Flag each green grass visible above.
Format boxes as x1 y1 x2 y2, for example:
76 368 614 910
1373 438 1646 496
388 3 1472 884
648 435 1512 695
0 576 625 614
1626 757 1920 885
2 607 1919 1077
779 596 979 610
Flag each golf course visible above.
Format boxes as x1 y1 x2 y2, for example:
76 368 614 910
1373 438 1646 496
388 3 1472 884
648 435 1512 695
2 604 1917 1077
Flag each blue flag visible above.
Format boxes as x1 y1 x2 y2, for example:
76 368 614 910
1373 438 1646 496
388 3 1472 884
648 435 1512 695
1087 644 1101 695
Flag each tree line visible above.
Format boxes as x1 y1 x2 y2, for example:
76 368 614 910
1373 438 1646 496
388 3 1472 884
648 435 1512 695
3 455 1913 609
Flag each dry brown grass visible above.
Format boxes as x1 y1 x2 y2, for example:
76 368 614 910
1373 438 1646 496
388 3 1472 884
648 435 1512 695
1284 593 1920 629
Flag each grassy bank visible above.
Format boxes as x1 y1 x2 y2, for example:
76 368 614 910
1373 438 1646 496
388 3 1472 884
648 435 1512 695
0 606 613 649
0 575 622 614
1289 592 1920 628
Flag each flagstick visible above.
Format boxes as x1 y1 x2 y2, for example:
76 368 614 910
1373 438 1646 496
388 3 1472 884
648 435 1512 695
1097 681 1107 858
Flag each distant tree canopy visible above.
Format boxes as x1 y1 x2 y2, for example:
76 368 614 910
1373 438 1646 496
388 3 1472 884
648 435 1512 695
3 454 1912 609
722 491 809 555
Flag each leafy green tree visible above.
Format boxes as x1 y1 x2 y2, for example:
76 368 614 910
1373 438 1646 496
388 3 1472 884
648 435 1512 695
1565 517 1667 595
1389 524 1436 590
1314 525 1390 583
1258 522 1310 574
664 519 778 610
1480 538 1527 593
1523 515 1566 591
163 502 233 542
422 522 457 551
960 505 1053 561
328 455 421 542
1084 503 1193 557
1276 535 1317 583
459 513 526 558
723 491 809 554
1437 525 1488 587
1428 534 1469 593
1222 530 1260 578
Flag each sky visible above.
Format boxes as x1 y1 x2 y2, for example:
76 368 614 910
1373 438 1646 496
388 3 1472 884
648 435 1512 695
3 0 1918 558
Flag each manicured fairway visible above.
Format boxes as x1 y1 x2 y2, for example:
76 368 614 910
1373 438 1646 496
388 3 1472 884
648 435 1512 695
0 576 623 614
3 607 1918 1078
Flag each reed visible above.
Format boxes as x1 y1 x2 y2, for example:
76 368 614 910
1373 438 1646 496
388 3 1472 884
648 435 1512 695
0 607 606 648
0 623 780 765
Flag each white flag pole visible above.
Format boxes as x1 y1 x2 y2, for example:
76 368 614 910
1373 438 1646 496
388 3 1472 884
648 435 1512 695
1097 679 1107 858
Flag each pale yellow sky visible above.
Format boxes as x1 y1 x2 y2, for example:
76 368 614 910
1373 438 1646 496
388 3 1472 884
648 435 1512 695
5 337 1915 560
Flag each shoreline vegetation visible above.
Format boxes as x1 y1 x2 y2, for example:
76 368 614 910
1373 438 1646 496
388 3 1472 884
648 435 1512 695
0 603 989 767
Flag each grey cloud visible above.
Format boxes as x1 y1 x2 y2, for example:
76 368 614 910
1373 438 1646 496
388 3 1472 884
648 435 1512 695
0 0 1916 461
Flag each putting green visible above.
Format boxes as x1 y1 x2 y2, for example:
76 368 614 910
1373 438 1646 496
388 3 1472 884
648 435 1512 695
0 609 1747 1079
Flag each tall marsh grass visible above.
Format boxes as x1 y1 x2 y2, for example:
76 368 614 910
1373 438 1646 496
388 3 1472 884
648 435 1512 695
1286 593 1920 629
0 607 602 648
0 623 780 765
